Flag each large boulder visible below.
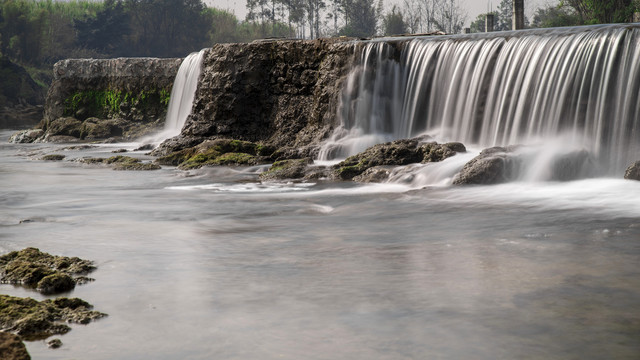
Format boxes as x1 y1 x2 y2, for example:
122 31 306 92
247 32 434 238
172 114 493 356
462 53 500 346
334 139 466 181
625 161 640 181
453 146 520 185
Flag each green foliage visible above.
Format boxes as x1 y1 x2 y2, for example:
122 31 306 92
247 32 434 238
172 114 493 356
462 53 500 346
531 4 583 28
382 5 406 35
63 88 171 118
562 0 636 23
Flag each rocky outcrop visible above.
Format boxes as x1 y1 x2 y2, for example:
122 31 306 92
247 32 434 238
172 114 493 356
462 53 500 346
0 332 31 360
0 247 95 294
152 38 358 157
453 146 520 185
625 161 640 180
0 295 106 340
334 139 466 181
11 57 181 143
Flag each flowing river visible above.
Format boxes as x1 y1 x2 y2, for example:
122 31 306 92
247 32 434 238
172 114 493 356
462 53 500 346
1 129 639 359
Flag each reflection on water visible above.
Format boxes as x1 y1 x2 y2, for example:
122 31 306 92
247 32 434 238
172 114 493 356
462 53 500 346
1 130 639 359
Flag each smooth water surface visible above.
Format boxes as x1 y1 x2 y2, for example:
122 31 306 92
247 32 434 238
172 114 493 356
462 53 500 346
1 130 639 359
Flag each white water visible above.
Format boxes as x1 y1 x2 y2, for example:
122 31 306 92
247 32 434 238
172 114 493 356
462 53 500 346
320 25 640 180
143 49 206 143
1 132 639 360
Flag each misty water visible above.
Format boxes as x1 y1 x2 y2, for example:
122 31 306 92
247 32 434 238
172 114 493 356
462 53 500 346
1 129 639 359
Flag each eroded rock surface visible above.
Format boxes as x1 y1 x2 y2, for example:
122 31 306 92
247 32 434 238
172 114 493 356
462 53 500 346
0 248 95 294
152 38 358 157
0 295 106 340
0 331 31 360
11 57 181 143
625 161 640 181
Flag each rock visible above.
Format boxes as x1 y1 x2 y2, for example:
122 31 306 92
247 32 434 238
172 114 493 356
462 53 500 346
156 39 357 156
47 338 62 349
41 154 65 161
260 158 314 180
0 295 106 340
333 138 465 181
453 146 520 185
624 161 640 180
0 248 95 294
156 139 273 169
549 150 595 181
0 331 31 360
45 117 83 138
112 162 161 171
9 129 44 144
352 166 392 183
36 273 76 294
112 149 128 153
134 144 155 151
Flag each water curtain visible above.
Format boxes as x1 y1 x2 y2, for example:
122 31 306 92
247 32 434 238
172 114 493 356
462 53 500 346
321 25 640 175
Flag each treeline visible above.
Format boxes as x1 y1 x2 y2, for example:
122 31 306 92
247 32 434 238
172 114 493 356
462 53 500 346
0 0 293 68
1 0 639 69
469 0 639 32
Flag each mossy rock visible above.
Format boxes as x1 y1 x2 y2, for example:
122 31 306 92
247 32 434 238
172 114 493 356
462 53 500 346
158 139 274 169
104 155 140 164
0 248 95 294
45 117 83 138
41 154 65 161
113 162 161 171
155 148 196 166
0 295 106 340
0 331 31 360
260 158 313 180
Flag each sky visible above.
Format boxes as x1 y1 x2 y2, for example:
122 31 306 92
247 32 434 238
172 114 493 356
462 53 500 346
203 0 547 29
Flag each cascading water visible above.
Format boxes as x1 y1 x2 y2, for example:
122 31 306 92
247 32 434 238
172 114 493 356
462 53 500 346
149 49 206 142
320 25 640 180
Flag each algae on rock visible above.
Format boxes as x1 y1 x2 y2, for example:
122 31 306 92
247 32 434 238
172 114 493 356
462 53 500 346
0 248 95 294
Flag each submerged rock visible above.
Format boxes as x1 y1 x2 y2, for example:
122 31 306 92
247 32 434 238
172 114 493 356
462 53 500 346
0 295 106 340
624 161 640 181
41 154 65 161
0 248 95 294
260 158 314 181
79 156 160 171
0 331 31 360
47 338 62 349
352 166 393 183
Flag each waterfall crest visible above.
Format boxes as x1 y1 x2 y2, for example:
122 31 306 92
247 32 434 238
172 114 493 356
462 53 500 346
320 25 640 176
150 49 206 143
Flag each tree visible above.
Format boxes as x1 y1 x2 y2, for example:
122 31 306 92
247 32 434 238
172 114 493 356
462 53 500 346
495 0 511 31
74 0 130 56
432 0 466 34
531 3 582 27
339 0 379 37
401 0 421 34
563 0 635 23
383 5 406 35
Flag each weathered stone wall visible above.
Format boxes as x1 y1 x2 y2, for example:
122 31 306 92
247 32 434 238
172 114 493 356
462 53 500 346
11 57 181 143
155 38 358 156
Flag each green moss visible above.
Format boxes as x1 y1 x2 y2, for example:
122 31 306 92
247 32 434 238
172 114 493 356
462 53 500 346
0 294 106 340
0 248 95 294
211 152 256 165
104 155 140 164
155 148 197 166
42 154 66 161
63 87 172 119
112 162 161 171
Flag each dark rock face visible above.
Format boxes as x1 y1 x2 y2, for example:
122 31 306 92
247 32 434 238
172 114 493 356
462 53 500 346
154 38 357 157
0 331 31 360
625 161 640 180
11 57 181 143
453 146 519 185
0 56 46 129
334 139 466 181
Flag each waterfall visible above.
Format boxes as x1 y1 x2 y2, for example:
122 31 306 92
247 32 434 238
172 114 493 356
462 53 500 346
149 49 206 143
320 25 640 177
